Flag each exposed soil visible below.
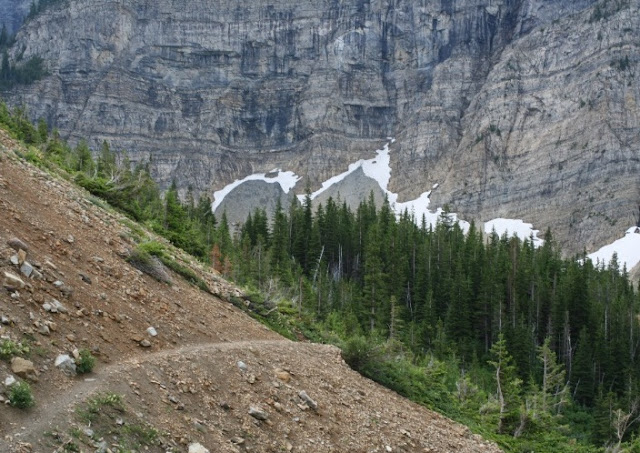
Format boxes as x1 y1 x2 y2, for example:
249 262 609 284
0 131 501 452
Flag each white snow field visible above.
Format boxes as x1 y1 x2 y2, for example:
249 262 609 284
484 218 544 247
586 226 640 271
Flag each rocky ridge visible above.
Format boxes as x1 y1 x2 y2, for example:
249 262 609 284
0 130 500 451
4 0 639 253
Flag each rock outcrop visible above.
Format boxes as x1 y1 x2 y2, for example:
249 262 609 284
3 0 640 252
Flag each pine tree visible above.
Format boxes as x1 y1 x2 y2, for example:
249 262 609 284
488 333 523 435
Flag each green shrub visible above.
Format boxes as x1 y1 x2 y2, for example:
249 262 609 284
340 335 380 372
8 380 35 409
76 349 96 374
126 247 171 283
0 339 30 360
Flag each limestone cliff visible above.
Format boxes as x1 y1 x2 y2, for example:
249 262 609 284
2 0 639 253
0 0 31 34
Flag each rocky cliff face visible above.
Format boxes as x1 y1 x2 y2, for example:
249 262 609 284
3 0 639 253
0 0 31 34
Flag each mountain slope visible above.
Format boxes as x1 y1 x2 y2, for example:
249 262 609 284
4 0 639 253
0 132 500 451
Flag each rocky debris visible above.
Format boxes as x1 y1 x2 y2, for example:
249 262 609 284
3 271 24 290
299 390 318 411
7 238 28 253
248 406 269 421
139 340 152 348
146 327 158 337
188 443 210 453
10 357 35 379
237 361 247 372
42 299 68 314
54 354 76 375
79 273 91 284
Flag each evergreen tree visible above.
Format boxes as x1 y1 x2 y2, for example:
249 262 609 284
488 333 523 435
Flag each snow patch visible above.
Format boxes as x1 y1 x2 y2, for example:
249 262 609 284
586 226 640 271
484 218 544 247
212 169 300 213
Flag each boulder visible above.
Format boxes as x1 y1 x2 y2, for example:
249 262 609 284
54 354 77 375
11 357 35 378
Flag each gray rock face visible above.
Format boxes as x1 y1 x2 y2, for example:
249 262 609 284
214 178 297 228
312 166 386 211
4 0 640 252
0 0 31 34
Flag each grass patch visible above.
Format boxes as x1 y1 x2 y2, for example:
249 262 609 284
74 392 161 450
0 339 30 360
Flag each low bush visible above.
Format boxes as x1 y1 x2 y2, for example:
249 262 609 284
8 380 35 409
76 349 96 374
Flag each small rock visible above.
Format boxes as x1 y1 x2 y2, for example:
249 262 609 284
11 357 35 378
4 375 17 387
248 406 269 421
220 401 230 410
53 280 64 288
237 361 248 372
230 437 245 445
7 238 29 253
3 272 25 290
66 334 76 342
386 446 393 452
42 303 53 312
116 418 124 426
275 369 291 383
299 390 318 411
140 340 152 348
20 262 33 278
83 428 94 437
146 327 158 337
66 234 75 244
59 285 74 297
17 249 27 265
10 292 19 300
54 354 77 375
38 324 50 336
52 299 68 313
79 273 92 284
188 443 210 453
247 374 256 384
10 255 19 266
44 260 57 270
0 316 9 325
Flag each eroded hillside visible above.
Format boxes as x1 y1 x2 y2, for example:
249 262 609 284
0 132 500 451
